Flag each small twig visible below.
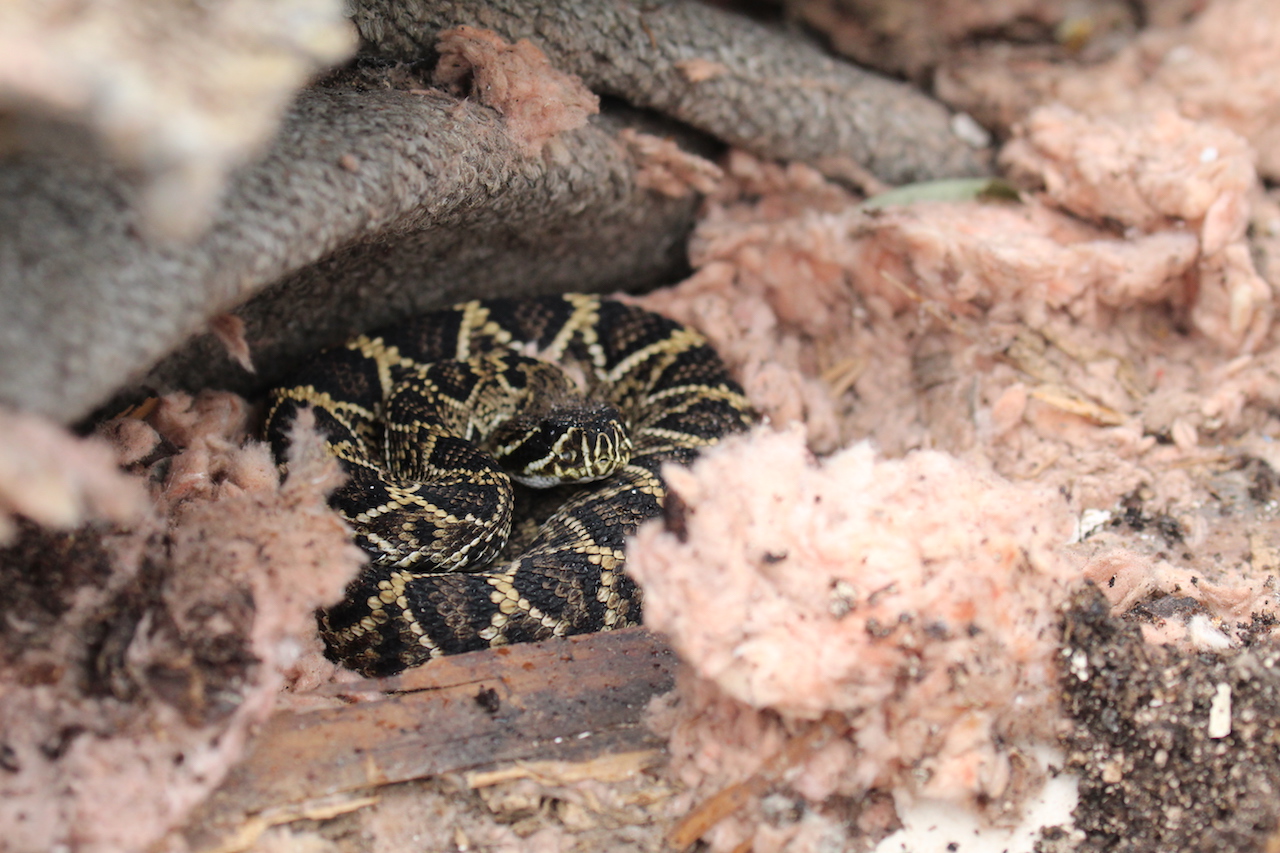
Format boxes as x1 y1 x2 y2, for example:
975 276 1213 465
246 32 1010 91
665 711 850 851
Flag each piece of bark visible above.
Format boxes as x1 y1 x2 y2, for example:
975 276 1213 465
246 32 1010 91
351 0 991 185
180 629 677 853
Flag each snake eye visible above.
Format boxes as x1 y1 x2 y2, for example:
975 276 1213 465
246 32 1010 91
558 449 575 463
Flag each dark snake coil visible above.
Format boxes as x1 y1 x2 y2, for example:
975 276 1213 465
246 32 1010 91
265 294 755 676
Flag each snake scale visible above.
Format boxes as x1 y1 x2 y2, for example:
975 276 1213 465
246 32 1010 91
265 294 755 675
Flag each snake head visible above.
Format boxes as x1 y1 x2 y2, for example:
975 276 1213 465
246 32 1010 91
487 401 633 488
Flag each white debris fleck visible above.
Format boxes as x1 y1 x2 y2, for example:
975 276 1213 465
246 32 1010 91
1070 649 1090 681
1071 508 1113 543
951 112 992 149
1188 614 1233 652
1208 682 1232 739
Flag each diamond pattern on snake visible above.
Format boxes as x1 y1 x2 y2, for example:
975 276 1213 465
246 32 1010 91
265 294 755 676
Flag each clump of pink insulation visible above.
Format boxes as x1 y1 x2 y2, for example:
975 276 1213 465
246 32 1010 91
631 78 1280 847
619 128 726 198
433 26 600 157
1002 105 1269 351
630 427 1074 847
0 392 363 853
640 121 1280 532
937 0 1280 183
0 407 147 543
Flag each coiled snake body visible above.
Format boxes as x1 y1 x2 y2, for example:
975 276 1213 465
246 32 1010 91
265 294 754 675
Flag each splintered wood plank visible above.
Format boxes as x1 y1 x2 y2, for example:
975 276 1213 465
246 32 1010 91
183 628 677 853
